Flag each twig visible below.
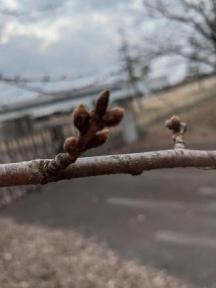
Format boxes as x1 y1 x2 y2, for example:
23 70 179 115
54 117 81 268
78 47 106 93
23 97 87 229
0 149 215 187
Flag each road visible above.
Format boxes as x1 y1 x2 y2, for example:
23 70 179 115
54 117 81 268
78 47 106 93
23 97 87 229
2 168 216 287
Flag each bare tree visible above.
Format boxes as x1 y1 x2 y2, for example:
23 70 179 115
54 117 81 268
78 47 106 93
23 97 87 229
119 29 150 98
142 0 216 72
119 31 142 98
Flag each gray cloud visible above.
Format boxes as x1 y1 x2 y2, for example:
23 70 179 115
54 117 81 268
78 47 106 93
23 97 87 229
0 0 140 76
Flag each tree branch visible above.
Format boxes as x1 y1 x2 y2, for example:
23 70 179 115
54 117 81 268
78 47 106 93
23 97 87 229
142 0 216 69
0 98 215 189
0 73 93 95
0 149 215 187
144 0 212 41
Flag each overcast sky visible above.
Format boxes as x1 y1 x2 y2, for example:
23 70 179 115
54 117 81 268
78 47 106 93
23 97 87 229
0 0 145 75
0 0 186 105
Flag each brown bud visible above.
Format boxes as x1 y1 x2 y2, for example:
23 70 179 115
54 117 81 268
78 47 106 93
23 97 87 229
63 137 78 154
165 115 181 133
87 129 109 149
73 105 90 134
103 107 124 127
95 90 110 117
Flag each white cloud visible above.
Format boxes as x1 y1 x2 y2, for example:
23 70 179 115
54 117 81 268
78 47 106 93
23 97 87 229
132 0 143 9
0 16 82 49
1 0 20 10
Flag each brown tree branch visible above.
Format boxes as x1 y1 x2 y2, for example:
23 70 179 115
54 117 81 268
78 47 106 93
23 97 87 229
0 149 215 187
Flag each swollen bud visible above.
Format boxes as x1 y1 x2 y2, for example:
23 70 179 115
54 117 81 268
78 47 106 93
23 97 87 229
63 137 78 154
95 90 110 117
165 115 181 133
87 129 109 149
73 105 91 134
103 107 124 127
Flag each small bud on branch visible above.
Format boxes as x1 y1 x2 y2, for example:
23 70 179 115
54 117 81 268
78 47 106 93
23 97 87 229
95 90 110 117
73 105 90 135
63 137 78 154
103 107 125 127
165 115 187 149
87 129 109 149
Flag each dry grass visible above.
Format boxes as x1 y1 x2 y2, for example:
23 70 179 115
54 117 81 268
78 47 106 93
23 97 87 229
0 218 191 288
134 76 216 127
117 90 216 154
181 98 216 130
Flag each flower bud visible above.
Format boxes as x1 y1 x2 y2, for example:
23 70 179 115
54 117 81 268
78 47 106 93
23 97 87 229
73 105 91 134
103 107 124 127
63 137 78 154
95 90 110 117
87 129 109 149
165 115 181 133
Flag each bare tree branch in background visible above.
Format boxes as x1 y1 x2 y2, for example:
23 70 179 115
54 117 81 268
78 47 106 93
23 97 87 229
119 30 142 98
0 69 121 96
142 0 216 72
119 29 150 97
0 73 96 95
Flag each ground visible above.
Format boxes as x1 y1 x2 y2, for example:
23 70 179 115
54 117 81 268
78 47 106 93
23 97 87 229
1 167 216 288
0 218 189 288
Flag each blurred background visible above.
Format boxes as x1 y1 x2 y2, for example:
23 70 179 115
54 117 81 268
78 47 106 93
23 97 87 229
0 1 216 287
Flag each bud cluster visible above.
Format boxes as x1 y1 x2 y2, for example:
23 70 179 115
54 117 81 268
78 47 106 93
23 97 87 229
52 90 124 171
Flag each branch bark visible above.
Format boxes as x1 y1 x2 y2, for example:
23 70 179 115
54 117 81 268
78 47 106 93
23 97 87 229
0 149 215 187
